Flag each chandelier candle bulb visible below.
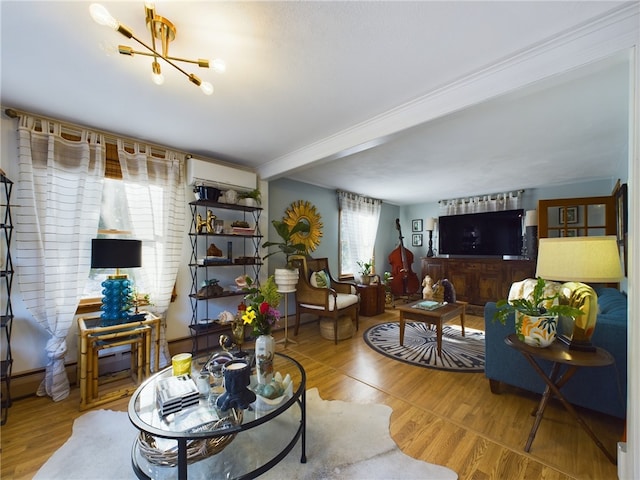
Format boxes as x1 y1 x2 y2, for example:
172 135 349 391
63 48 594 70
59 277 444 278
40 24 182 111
89 2 223 94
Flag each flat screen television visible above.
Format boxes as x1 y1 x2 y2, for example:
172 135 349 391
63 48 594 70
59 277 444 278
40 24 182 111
438 209 524 257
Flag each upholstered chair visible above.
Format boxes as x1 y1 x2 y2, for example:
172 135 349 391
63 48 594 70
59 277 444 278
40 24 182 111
289 256 360 344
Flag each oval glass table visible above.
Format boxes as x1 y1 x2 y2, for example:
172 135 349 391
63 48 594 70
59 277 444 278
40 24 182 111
128 352 306 480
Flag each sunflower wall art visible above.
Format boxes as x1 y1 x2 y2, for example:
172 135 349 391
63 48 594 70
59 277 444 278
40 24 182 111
283 200 323 253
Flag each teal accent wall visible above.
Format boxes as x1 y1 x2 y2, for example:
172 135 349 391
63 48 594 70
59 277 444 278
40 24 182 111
267 179 339 272
268 178 401 277
269 176 626 281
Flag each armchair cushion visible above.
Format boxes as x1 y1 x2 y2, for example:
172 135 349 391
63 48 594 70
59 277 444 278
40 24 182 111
300 292 359 311
310 270 330 289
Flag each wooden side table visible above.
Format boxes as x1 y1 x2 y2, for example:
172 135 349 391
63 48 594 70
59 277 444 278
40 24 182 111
397 300 466 357
77 312 160 410
357 283 386 316
504 334 617 464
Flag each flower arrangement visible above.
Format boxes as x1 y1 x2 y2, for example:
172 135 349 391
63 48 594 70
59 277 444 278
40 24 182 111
241 275 282 336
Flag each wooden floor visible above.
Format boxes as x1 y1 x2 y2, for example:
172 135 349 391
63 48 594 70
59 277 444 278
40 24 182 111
1 310 624 479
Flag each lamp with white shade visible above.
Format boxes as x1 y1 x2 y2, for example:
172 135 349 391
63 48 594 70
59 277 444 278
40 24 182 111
425 217 436 257
522 209 538 259
535 236 623 351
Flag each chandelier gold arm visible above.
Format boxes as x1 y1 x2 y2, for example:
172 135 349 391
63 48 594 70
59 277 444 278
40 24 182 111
90 3 218 94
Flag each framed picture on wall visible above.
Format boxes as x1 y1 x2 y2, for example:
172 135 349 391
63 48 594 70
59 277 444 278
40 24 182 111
559 206 578 224
412 234 422 247
411 219 423 232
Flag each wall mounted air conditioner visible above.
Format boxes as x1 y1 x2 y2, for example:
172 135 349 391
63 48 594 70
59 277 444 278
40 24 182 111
186 157 257 191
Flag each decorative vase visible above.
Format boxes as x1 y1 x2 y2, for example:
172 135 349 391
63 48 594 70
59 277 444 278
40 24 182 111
274 268 299 293
216 359 256 411
515 311 558 348
255 334 275 385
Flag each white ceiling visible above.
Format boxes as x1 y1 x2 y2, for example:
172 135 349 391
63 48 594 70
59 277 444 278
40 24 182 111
0 1 634 205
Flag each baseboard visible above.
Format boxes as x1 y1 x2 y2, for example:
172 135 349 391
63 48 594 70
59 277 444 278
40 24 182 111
9 316 315 401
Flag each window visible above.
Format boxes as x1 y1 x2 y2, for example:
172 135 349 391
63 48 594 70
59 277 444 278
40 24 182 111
82 178 148 300
338 191 382 277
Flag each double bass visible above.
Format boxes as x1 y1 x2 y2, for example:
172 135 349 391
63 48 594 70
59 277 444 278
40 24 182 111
388 219 420 297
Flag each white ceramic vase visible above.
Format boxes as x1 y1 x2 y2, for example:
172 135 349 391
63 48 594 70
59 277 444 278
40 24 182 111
515 311 558 348
255 334 275 385
274 268 299 293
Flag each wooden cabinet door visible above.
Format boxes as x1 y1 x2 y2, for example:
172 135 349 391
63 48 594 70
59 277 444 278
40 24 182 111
421 257 445 283
538 196 615 238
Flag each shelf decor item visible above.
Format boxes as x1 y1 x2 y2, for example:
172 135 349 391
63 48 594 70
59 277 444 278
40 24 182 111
216 360 256 410
91 238 142 326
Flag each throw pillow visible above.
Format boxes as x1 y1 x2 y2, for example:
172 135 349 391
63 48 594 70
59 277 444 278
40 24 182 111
310 270 330 288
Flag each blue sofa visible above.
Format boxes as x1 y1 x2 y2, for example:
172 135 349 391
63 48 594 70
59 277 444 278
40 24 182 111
484 287 628 419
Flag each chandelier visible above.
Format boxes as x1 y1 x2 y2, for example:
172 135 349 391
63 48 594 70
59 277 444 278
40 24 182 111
89 2 225 95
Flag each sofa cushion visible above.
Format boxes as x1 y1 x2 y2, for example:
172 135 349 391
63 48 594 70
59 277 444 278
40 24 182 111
301 293 359 311
595 287 627 316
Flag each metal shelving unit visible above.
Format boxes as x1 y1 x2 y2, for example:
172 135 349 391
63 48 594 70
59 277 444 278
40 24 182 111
1 172 14 425
188 199 262 356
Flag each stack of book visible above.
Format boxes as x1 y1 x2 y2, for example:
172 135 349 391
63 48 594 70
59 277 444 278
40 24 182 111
412 300 446 311
231 226 254 235
156 374 200 416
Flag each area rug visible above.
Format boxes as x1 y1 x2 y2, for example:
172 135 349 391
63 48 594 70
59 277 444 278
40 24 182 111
35 388 457 480
364 322 485 372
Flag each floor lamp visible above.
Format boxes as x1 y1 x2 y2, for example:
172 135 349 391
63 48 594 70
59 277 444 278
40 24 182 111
91 238 142 326
535 236 622 351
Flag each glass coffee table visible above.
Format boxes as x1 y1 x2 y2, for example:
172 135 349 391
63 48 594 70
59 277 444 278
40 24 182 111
128 352 306 480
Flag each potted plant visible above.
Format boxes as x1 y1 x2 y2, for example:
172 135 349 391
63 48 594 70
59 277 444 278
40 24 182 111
357 260 374 285
493 277 583 347
262 219 310 291
383 271 393 306
238 188 261 207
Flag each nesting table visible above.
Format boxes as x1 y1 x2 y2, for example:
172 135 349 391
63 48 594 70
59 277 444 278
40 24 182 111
77 312 160 410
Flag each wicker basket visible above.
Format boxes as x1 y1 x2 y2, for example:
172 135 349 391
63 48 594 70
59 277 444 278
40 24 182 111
138 409 243 467
320 316 354 341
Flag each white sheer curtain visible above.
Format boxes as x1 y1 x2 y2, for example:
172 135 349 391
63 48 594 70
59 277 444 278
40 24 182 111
15 116 105 401
337 191 382 277
117 140 185 369
439 190 523 215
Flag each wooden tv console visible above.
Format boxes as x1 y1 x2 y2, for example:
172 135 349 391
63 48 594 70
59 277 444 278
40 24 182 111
421 257 535 307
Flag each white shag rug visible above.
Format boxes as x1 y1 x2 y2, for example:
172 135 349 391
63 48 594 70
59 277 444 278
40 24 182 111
35 388 457 480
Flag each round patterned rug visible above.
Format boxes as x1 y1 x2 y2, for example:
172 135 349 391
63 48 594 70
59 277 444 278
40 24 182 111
363 322 485 372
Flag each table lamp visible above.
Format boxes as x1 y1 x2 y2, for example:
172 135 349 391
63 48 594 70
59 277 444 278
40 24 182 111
91 238 142 326
535 236 622 351
522 209 538 259
425 217 436 257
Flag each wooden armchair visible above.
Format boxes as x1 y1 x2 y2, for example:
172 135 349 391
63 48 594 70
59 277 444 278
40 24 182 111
290 256 360 344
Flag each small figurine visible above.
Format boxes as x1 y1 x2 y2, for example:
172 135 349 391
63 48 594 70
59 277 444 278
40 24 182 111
422 275 434 299
433 278 456 303
207 243 223 257
196 210 216 234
